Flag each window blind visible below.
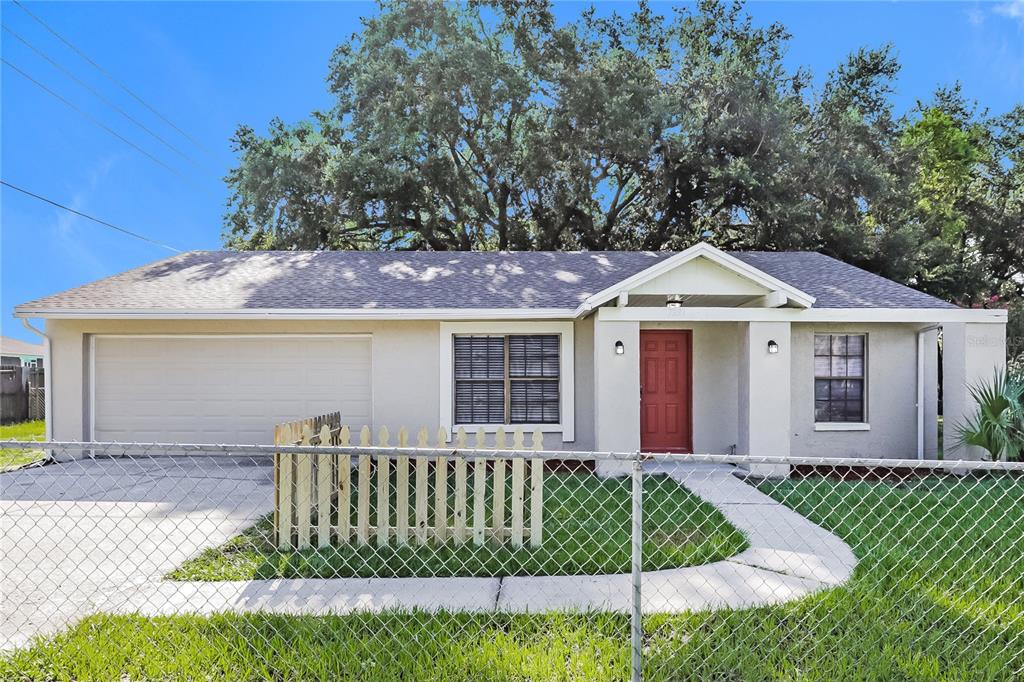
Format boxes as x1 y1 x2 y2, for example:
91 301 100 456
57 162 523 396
453 334 560 425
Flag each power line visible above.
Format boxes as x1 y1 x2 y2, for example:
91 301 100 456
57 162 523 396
1 180 184 253
2 24 199 167
11 0 211 155
2 57 189 181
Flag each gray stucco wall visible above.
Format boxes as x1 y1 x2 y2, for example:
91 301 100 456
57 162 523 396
739 321 793 476
789 322 933 459
46 318 444 443
44 317 945 460
45 317 597 449
942 322 1007 460
572 315 596 451
593 318 641 461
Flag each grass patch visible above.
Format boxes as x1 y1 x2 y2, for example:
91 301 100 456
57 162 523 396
642 473 1024 680
0 419 44 471
5 474 1022 680
0 611 630 682
169 472 747 579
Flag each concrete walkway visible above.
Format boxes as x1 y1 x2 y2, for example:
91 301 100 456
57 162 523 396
1 456 274 650
3 457 856 650
108 463 857 619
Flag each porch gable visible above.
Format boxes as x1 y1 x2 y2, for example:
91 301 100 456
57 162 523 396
576 243 816 314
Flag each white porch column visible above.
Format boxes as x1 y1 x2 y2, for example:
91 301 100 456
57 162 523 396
738 321 792 478
593 318 640 477
942 322 1007 461
922 328 940 460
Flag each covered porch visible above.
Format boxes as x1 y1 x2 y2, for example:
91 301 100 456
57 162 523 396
583 246 1007 476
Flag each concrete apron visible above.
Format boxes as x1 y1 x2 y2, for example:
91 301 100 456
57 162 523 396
107 463 858 619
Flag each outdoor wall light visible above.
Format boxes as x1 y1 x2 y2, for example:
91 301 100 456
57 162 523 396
767 340 780 354
666 295 684 308
615 340 625 355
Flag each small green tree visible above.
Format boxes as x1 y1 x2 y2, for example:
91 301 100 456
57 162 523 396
898 90 1024 306
957 371 1024 462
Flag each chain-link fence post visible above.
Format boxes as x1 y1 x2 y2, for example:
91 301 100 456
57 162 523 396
630 450 643 682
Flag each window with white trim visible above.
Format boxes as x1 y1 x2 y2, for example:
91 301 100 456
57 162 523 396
814 334 866 422
453 335 560 425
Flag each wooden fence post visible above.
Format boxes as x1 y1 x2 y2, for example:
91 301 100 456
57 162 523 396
491 428 507 540
414 427 430 544
395 427 410 545
493 427 507 541
274 421 290 548
434 427 448 542
317 424 333 548
452 428 468 544
510 429 525 548
296 425 314 549
530 429 544 548
357 426 372 545
472 428 487 546
337 425 351 542
376 426 391 545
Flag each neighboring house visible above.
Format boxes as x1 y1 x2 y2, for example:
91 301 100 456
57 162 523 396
0 335 45 424
13 243 1006 474
0 336 45 368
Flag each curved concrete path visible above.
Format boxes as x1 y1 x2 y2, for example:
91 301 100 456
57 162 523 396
110 463 857 618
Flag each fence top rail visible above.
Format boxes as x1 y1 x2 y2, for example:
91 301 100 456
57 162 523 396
4 439 1024 472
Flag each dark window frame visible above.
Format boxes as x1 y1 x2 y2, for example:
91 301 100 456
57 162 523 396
813 333 868 423
453 334 561 425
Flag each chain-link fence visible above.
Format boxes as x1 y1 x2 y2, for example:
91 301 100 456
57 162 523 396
1 440 1022 680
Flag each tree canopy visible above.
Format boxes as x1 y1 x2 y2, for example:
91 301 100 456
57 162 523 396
224 0 1022 306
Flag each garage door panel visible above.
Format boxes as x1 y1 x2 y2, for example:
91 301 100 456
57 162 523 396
94 336 372 444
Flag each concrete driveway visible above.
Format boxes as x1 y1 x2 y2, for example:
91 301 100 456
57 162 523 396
0 454 274 650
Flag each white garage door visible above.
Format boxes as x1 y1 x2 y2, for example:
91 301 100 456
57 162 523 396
93 335 372 444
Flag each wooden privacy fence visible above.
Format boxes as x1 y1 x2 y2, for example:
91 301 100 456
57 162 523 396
0 366 26 424
273 415 546 551
0 366 44 424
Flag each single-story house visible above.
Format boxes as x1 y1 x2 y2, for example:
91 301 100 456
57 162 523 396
0 336 45 368
14 243 1006 475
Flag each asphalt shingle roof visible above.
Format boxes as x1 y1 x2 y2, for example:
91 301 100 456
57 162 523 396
732 251 956 309
15 249 955 313
0 336 45 356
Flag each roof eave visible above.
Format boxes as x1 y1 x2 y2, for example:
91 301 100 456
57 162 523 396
12 307 580 321
594 306 1007 324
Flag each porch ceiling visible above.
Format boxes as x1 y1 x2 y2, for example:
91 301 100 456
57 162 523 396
626 294 764 308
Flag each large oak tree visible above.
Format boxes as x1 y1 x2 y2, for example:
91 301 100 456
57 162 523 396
223 0 1021 306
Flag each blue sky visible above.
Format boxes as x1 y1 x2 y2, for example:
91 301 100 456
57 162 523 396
2 1 1022 342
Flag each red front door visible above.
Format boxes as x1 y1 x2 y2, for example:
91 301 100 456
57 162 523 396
640 330 693 453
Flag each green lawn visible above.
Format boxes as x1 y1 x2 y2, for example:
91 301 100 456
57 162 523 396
169 471 748 579
0 419 45 471
4 474 1022 681
647 473 1024 680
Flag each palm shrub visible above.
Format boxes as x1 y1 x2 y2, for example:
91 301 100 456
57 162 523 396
957 370 1024 461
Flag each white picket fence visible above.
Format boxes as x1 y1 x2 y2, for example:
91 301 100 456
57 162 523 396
273 412 546 551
